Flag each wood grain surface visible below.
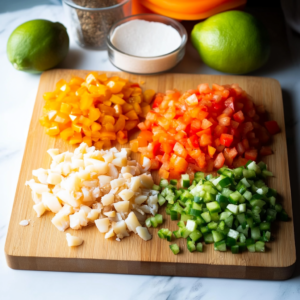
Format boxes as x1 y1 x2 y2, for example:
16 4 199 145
5 69 296 280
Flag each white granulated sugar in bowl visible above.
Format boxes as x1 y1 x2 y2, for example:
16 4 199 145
111 20 182 57
109 19 186 74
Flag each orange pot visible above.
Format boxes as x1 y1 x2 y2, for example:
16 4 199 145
132 0 247 20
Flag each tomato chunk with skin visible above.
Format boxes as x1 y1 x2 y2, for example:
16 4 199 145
265 121 280 135
245 149 258 161
214 152 225 169
220 134 234 147
233 110 245 123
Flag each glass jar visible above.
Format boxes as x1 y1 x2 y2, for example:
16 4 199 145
63 0 132 49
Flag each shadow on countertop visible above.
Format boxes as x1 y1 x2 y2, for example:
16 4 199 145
0 0 61 13
282 89 300 279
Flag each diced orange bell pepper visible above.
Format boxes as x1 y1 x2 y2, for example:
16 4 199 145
40 72 149 147
208 145 216 158
137 136 148 147
101 115 115 125
133 102 142 115
107 80 126 94
130 139 139 152
91 122 102 132
103 123 115 131
102 140 111 148
143 89 156 104
124 120 139 131
110 94 126 105
69 132 82 145
125 110 139 120
121 103 133 114
94 141 104 149
60 103 72 114
46 126 60 136
72 123 82 133
88 107 101 121
114 115 126 132
60 127 74 140
158 168 169 179
113 104 122 117
82 136 92 147
117 130 128 145
80 95 93 111
82 126 92 137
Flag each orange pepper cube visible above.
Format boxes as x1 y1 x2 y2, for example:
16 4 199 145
60 103 72 114
88 107 101 121
104 123 115 131
69 132 82 145
94 141 104 149
122 103 133 113
113 104 122 117
91 122 102 132
80 95 93 111
60 128 74 140
107 80 126 94
143 89 156 104
117 130 128 145
110 95 126 105
130 139 139 152
102 115 115 125
82 136 92 147
125 110 139 120
72 123 82 133
133 102 142 115
114 115 126 132
46 126 60 136
85 73 98 85
124 120 139 131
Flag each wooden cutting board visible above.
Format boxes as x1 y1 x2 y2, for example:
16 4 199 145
5 69 296 280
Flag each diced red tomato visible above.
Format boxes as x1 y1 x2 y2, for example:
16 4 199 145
161 142 173 154
187 135 199 148
245 149 258 161
233 110 245 123
265 121 280 135
196 128 211 137
201 118 213 129
158 168 169 179
214 152 225 169
260 146 273 156
220 134 234 147
200 134 212 147
174 156 188 173
236 142 245 155
150 159 160 169
169 170 181 179
173 142 188 159
136 83 280 176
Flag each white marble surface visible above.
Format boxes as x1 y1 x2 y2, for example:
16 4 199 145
1 1 300 299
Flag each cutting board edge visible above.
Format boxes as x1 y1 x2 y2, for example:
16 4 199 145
5 253 296 280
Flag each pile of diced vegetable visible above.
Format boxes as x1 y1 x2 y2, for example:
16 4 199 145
146 160 289 255
39 72 156 148
132 83 281 179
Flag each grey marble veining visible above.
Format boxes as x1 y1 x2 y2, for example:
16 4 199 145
0 1 300 300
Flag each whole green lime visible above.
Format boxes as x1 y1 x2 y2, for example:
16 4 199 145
191 11 270 74
7 19 69 73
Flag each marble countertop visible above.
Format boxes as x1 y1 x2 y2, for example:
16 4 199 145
1 1 300 299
